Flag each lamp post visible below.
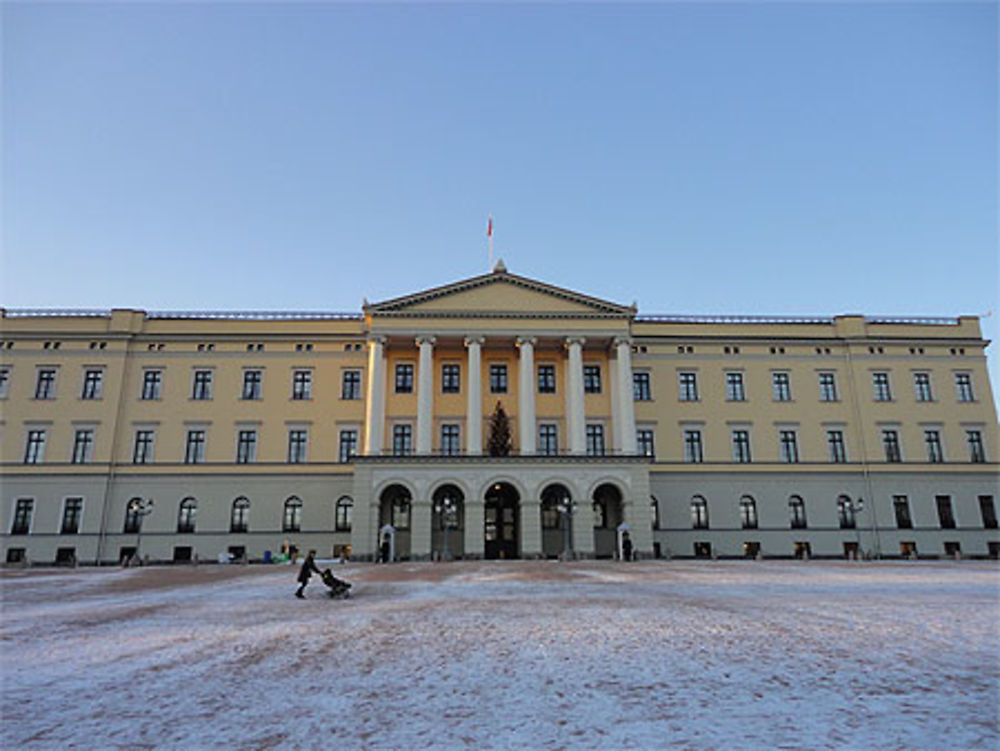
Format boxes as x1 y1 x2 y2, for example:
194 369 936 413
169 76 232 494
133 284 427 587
126 497 155 565
557 494 576 560
433 493 458 561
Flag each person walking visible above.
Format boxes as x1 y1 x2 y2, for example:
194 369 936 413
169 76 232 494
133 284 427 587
295 549 321 598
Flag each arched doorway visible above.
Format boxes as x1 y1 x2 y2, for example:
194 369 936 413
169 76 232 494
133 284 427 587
431 484 465 560
484 482 519 560
592 483 624 558
540 483 572 559
378 484 412 561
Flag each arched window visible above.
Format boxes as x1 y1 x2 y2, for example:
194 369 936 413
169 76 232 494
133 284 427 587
837 495 855 529
335 496 353 532
124 497 143 533
379 485 411 530
540 484 571 530
650 496 660 530
739 495 758 530
691 495 709 529
231 497 250 533
789 495 807 529
177 497 197 533
283 496 303 533
591 484 622 530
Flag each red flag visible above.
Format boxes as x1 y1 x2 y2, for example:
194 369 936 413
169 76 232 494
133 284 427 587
487 216 493 237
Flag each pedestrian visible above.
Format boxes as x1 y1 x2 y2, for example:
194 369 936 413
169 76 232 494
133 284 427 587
295 549 321 599
380 533 391 564
621 531 633 562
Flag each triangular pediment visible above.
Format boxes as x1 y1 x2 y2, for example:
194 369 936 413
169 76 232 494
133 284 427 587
365 268 634 319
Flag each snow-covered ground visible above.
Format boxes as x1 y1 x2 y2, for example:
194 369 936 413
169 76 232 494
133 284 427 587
2 560 998 750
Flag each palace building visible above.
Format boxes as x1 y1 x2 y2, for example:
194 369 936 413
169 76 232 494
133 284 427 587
1 265 998 564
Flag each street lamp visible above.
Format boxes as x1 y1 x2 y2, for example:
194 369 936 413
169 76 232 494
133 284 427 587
433 493 458 561
557 494 576 560
126 497 155 565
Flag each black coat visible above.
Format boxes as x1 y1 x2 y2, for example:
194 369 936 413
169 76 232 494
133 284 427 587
297 555 320 584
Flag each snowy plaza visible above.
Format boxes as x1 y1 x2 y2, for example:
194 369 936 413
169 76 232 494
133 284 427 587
2 560 998 750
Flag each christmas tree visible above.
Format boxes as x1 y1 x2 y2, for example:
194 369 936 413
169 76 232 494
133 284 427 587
487 401 512 457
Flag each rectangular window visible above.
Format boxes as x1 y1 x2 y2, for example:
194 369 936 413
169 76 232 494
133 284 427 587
637 429 655 458
893 495 912 529
81 369 103 399
818 372 838 402
538 424 558 456
291 370 312 400
633 371 651 401
725 372 746 401
236 430 257 463
967 430 986 463
11 499 33 534
441 364 461 394
913 372 933 402
936 495 956 529
583 365 602 394
779 430 799 463
341 370 362 399
242 370 262 400
35 369 56 399
882 429 901 462
924 430 944 463
684 429 703 463
392 424 413 456
141 370 163 400
287 430 308 463
489 364 507 394
339 429 358 462
192 370 213 400
827 430 847 463
538 365 556 394
979 495 997 529
24 430 46 464
133 429 155 464
732 430 752 463
954 373 974 402
185 430 206 464
872 372 892 401
395 364 414 393
61 498 83 534
71 429 94 464
586 424 605 456
441 424 461 456
772 372 791 402
0 367 11 398
678 372 699 401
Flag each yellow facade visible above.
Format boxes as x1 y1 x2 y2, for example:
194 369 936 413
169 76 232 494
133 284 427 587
1 267 997 564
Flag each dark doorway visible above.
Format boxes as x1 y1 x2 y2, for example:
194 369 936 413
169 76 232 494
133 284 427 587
484 482 519 560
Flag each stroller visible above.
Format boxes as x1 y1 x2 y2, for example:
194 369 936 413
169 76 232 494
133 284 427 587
320 568 352 599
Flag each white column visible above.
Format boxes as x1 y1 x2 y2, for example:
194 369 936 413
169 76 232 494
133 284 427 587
614 336 638 454
416 335 436 454
363 336 387 455
516 336 537 455
565 336 587 454
465 336 484 455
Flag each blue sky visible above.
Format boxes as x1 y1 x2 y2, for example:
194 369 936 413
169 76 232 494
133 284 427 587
2 3 997 394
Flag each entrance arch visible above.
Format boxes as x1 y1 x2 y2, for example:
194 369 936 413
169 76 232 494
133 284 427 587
592 483 624 558
379 484 412 560
484 482 519 560
540 483 572 559
431 484 465 560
